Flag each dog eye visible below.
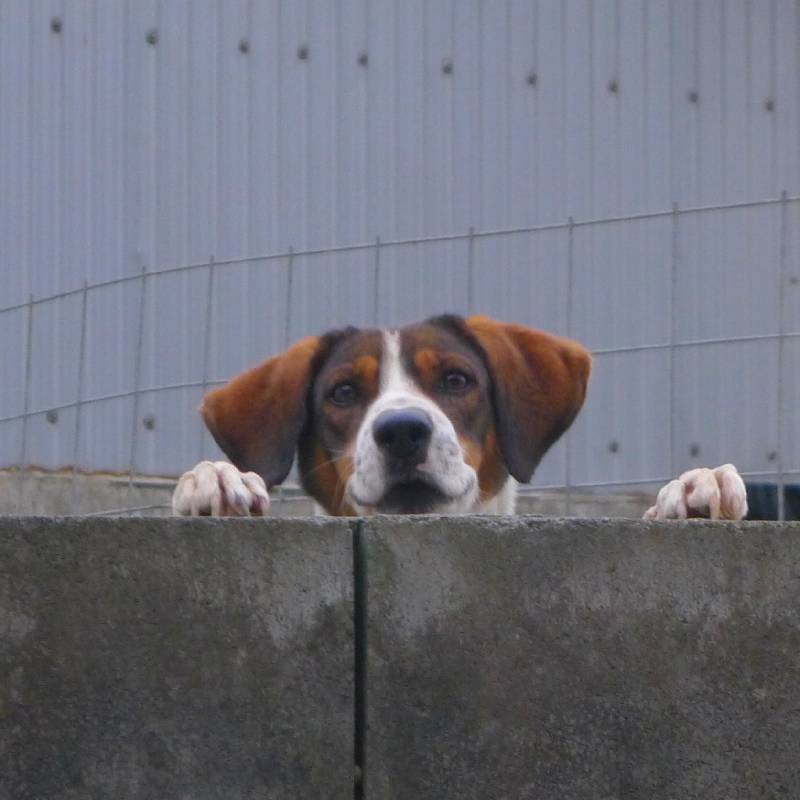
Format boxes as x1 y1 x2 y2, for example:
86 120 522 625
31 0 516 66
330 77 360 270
328 382 358 407
441 370 471 393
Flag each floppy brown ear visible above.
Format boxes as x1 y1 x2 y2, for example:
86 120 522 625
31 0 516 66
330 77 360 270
464 315 592 483
200 336 324 488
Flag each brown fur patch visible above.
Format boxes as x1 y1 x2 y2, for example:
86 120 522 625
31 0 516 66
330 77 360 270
476 430 508 501
301 442 357 516
413 348 440 378
201 336 323 487
354 355 380 389
299 330 382 514
464 315 592 483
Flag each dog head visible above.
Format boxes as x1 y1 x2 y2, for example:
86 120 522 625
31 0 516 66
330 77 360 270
201 315 591 515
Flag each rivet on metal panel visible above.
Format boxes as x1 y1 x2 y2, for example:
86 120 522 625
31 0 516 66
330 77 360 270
789 276 799 286
146 29 158 46
239 38 250 54
768 451 778 462
608 440 619 454
143 415 156 431
688 90 699 104
441 58 453 75
764 98 775 112
689 443 701 457
297 44 309 60
358 50 368 66
46 410 58 425
608 79 619 94
50 17 63 34
526 71 537 87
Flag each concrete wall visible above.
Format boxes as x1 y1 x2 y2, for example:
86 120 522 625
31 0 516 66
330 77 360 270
2 516 800 799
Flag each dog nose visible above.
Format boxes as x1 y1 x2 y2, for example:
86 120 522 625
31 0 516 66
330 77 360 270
373 409 433 464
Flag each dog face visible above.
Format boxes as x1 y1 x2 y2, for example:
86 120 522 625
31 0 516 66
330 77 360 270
308 321 495 514
200 315 591 515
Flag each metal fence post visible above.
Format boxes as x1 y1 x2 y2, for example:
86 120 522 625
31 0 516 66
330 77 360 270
669 202 679 479
564 217 575 516
127 267 148 489
70 281 89 510
284 246 295 348
17 294 34 513
466 226 475 313
278 248 297 509
777 191 788 521
372 236 381 326
197 258 216 459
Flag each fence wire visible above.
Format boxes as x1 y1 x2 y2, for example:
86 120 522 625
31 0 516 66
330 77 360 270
4 193 799 518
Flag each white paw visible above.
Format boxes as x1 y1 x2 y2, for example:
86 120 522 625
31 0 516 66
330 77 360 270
172 461 270 517
644 463 748 521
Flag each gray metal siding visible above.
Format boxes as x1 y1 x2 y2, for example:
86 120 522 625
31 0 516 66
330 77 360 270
0 1 798 490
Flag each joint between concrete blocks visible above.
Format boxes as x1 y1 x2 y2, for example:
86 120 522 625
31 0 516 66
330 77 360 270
352 520 368 799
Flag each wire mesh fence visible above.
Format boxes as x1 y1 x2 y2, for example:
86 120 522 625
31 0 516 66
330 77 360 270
3 192 799 518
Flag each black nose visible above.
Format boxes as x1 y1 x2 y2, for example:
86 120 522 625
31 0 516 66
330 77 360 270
373 409 433 464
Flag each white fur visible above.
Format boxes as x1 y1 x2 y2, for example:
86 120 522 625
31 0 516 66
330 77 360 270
643 479 687 520
643 463 747 521
475 477 517 515
172 460 269 516
713 463 749 520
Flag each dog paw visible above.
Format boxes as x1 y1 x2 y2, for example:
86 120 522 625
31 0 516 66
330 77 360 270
643 463 747 521
172 460 270 517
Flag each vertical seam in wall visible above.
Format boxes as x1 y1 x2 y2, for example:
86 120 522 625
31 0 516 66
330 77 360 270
352 518 367 799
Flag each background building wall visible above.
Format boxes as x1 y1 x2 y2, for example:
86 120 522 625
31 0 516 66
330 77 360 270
0 1 798 501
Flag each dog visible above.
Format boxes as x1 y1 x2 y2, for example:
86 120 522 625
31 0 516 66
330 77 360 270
172 315 747 520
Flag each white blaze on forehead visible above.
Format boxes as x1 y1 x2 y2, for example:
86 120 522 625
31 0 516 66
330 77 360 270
380 329 418 396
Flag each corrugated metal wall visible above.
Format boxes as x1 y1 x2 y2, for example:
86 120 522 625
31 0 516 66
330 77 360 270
1 0 798 492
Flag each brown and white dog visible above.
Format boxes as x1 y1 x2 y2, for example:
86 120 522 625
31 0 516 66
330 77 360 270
172 315 747 520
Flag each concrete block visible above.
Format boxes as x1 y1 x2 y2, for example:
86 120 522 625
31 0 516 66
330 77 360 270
0 517 354 800
363 517 800 799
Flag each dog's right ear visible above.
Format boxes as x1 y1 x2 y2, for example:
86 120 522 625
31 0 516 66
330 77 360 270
201 336 325 488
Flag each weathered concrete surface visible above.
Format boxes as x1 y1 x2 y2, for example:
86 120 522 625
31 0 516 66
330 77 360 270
0 517 354 800
363 517 800 800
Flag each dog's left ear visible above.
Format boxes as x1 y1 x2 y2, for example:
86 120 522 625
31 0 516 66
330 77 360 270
200 336 327 488
464 315 592 483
